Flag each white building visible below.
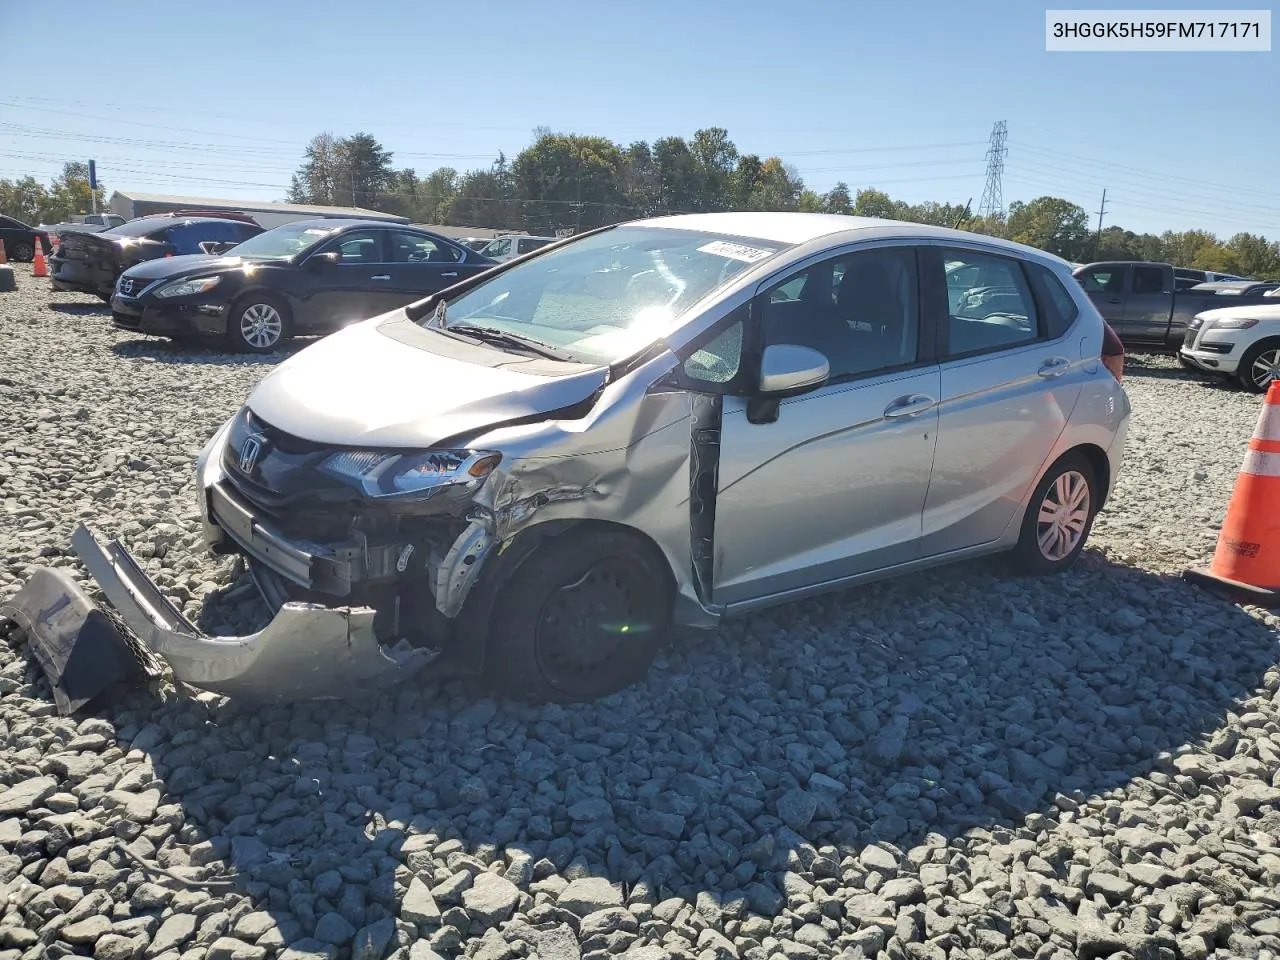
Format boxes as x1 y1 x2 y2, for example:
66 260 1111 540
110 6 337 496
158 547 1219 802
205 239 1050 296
108 192 410 229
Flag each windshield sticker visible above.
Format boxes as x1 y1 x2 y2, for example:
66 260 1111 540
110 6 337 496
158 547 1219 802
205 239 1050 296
697 240 775 264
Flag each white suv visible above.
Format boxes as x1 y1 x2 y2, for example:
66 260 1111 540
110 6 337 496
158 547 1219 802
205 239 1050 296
1181 303 1280 392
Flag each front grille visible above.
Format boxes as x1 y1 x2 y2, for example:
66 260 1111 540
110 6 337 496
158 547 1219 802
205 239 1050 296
1183 327 1199 349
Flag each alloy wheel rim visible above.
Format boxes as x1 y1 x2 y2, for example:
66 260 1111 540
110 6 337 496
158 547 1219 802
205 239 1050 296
1251 350 1280 389
1037 469 1090 561
240 304 282 349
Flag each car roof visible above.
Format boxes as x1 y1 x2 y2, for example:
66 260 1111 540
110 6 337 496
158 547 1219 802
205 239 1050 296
626 212 1068 266
280 217 430 232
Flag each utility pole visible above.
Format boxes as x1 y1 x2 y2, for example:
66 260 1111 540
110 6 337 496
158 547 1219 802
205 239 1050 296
1094 188 1108 257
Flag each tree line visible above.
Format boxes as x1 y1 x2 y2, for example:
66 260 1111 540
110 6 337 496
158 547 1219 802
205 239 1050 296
2 131 1276 279
289 127 1280 278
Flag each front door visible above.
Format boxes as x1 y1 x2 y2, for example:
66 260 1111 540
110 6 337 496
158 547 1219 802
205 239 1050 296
298 229 397 332
918 246 1085 557
710 244 941 606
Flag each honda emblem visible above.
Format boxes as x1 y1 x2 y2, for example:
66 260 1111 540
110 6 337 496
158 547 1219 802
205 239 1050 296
238 435 264 474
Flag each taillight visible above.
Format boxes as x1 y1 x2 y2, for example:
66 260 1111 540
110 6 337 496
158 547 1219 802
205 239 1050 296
1101 322 1124 383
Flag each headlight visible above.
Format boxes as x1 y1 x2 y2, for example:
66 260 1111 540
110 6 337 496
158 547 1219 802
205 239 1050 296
1207 317 1259 330
155 276 221 299
317 449 502 499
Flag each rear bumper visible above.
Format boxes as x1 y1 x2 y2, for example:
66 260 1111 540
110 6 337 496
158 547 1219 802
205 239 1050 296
110 295 230 337
50 257 116 296
0 525 437 706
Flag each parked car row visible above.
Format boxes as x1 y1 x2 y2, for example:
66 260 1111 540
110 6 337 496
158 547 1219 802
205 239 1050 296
16 211 1132 705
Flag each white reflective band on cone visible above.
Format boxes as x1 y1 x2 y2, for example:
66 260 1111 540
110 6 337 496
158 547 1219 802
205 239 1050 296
1255 404 1280 442
1241 449 1280 477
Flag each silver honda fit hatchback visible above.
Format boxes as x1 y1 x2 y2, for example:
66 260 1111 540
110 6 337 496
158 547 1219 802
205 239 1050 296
65 212 1130 704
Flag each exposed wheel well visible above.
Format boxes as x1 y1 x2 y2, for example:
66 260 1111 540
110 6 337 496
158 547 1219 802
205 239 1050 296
453 519 677 674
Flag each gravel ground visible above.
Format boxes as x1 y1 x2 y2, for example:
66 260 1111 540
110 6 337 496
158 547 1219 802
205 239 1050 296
3 261 1280 960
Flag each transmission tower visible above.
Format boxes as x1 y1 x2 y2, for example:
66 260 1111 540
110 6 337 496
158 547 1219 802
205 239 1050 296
977 121 1008 220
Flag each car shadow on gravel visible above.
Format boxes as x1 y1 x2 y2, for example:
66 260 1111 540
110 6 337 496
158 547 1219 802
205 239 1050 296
109 338 310 365
1122 353 1233 387
49 302 111 316
36 548 1280 952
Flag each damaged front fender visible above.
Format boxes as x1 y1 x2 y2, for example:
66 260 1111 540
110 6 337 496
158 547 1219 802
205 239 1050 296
2 524 437 710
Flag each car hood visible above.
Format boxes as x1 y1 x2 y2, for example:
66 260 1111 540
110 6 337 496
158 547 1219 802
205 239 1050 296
122 254 265 282
246 313 609 448
1198 303 1280 322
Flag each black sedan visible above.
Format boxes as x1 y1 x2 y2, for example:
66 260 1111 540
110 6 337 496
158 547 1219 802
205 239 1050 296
109 219 496 352
0 215 51 262
52 215 263 300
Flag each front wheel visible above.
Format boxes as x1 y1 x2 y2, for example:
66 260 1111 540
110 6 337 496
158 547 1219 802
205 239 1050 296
227 295 291 353
11 242 34 262
485 528 673 702
1237 341 1280 394
1011 454 1098 575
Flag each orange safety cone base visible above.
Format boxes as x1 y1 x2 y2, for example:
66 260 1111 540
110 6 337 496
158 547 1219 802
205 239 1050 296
1183 566 1280 607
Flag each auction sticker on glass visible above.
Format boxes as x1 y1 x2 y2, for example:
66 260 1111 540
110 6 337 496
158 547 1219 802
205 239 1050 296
1046 9 1271 50
696 240 776 263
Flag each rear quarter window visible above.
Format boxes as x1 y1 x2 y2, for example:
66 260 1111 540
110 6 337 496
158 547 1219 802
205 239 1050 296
1027 263 1080 339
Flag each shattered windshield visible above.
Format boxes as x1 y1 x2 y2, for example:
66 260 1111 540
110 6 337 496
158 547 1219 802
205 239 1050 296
434 226 789 364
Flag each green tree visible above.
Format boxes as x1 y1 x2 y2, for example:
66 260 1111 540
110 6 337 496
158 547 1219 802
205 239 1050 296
289 133 341 204
689 127 738 212
337 132 394 208
513 133 625 231
653 136 703 213
419 167 460 224
852 188 898 219
1006 196 1091 260
822 182 852 215
0 176 49 224
47 163 106 223
1160 230 1218 269
1226 233 1280 279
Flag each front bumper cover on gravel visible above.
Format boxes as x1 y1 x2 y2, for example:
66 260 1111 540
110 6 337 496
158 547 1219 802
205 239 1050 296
0 524 437 713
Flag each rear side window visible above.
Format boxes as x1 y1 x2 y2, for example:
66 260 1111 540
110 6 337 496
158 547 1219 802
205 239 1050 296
1078 267 1124 294
1026 263 1080 339
940 249 1038 356
1132 266 1165 295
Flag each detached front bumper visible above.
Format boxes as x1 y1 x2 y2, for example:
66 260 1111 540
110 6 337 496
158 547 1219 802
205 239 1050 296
0 525 437 711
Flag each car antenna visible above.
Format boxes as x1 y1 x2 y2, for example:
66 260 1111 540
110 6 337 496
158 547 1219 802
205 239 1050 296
953 198 973 230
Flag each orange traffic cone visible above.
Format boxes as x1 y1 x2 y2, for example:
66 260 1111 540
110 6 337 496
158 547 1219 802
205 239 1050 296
0 239 7 265
1185 379 1280 604
31 238 48 278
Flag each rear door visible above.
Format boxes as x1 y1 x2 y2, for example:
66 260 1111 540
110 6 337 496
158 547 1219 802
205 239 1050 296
384 231 476 302
918 245 1085 558
1076 263 1128 334
296 229 397 332
1121 264 1174 343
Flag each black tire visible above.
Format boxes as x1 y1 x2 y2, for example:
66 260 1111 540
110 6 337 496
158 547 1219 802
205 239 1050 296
1011 453 1099 576
485 528 673 702
10 242 33 262
226 294 291 353
1236 340 1280 394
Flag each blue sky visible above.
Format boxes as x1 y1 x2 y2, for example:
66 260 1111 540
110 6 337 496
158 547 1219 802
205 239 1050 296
1 0 1276 237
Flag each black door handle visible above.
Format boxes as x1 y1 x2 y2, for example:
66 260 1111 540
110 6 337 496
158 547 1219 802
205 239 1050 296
1106 297 1122 304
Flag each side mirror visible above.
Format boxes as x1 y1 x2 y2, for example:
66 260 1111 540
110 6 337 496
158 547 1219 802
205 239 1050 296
748 344 829 425
306 251 340 271
758 344 830 397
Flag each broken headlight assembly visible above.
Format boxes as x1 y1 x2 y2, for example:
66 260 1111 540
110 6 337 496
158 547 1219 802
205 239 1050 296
317 449 502 499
